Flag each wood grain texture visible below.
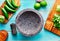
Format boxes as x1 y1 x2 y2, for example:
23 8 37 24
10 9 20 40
44 0 60 36
0 0 20 23
44 20 53 31
0 30 8 41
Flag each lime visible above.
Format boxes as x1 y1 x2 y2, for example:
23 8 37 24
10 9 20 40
0 15 5 23
34 3 41 10
40 1 47 7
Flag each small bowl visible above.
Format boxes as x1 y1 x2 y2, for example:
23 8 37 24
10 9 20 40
16 8 44 37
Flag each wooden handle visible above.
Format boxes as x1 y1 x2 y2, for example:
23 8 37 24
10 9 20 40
0 30 8 41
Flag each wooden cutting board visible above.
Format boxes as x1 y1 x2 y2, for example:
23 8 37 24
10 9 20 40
0 0 20 23
44 0 60 36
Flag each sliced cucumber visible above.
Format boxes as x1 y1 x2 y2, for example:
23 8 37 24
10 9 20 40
11 0 19 8
4 5 16 13
2 8 8 19
5 0 15 9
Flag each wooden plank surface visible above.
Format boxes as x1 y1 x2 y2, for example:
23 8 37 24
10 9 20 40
0 0 20 23
44 0 60 36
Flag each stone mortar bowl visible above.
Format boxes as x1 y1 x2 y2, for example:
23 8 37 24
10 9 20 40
16 8 44 37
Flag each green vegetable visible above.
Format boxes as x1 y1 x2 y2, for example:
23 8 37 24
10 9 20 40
34 3 41 10
5 0 15 9
53 14 60 30
2 8 8 19
0 15 5 23
4 5 16 13
40 1 47 7
11 0 19 8
56 5 60 12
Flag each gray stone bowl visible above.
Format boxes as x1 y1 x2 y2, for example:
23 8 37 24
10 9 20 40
16 8 44 37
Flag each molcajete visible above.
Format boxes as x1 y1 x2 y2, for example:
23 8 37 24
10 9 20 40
16 8 44 37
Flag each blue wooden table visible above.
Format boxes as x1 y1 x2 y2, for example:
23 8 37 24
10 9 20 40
0 0 60 41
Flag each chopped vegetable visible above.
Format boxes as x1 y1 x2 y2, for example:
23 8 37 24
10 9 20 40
0 15 5 23
34 3 41 10
56 5 60 12
11 0 19 8
40 1 47 7
5 0 15 9
4 5 16 13
2 8 8 19
53 14 60 30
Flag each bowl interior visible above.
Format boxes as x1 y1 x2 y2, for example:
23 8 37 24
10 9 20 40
16 11 42 36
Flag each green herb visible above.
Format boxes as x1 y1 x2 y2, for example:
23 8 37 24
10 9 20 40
53 14 60 30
